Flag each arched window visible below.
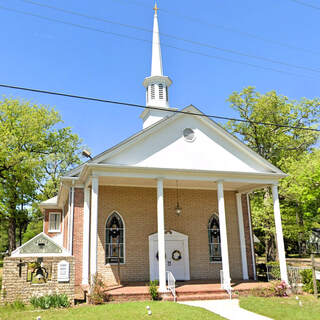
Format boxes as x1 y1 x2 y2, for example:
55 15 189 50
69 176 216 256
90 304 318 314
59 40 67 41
105 212 124 264
208 214 222 262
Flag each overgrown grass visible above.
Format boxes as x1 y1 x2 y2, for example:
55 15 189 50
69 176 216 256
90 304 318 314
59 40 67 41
240 295 320 320
0 301 225 320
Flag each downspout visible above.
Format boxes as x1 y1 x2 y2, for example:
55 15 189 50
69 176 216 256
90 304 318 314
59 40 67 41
69 182 75 255
247 194 257 280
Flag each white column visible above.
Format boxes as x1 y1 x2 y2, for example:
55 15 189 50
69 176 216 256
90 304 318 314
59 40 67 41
157 178 166 292
272 184 289 283
217 181 231 289
82 186 90 285
247 194 257 280
90 176 99 282
236 193 248 280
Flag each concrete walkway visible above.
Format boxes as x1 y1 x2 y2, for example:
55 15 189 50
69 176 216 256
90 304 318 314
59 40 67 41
180 299 272 320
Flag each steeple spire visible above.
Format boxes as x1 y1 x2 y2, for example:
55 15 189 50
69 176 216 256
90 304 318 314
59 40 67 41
141 3 173 129
151 2 163 76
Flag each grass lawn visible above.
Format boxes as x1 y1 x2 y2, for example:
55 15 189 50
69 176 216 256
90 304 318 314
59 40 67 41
240 295 320 320
0 301 225 320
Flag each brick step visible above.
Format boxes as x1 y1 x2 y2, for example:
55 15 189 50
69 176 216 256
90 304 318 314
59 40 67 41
163 293 233 301
175 289 226 295
107 293 151 302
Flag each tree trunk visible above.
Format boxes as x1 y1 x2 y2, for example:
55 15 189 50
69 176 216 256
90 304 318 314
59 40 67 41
8 216 16 255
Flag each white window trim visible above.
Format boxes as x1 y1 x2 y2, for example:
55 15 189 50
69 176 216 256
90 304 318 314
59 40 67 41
105 211 126 265
48 212 61 233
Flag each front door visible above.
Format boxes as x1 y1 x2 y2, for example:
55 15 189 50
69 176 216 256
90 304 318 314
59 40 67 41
149 230 190 281
165 240 185 280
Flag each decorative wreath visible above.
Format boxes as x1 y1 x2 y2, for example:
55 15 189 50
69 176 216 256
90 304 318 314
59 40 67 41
172 250 182 261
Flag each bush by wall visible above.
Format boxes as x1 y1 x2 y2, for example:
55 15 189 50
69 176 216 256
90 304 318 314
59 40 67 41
30 293 70 309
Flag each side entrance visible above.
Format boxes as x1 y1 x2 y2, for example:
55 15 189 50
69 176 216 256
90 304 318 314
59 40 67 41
149 230 190 281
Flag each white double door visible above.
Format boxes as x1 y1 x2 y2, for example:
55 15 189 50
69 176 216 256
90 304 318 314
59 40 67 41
149 230 190 281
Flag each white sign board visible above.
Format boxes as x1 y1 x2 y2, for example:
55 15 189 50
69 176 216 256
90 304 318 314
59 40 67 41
57 260 70 282
315 270 320 280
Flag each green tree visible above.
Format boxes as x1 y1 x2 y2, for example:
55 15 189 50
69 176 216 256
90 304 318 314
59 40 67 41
0 98 82 253
226 87 320 261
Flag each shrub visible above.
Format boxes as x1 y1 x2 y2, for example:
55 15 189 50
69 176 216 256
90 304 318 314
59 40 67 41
10 300 25 310
300 269 320 294
88 273 109 304
266 262 281 281
148 280 159 301
272 280 290 297
30 293 70 309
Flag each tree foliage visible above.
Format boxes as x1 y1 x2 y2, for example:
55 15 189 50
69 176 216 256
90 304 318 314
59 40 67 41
226 87 320 260
0 98 82 253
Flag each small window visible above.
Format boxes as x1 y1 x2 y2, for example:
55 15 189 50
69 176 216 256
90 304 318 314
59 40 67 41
49 212 61 232
208 214 222 262
159 83 164 100
183 128 196 142
57 260 70 282
151 84 155 99
105 212 125 264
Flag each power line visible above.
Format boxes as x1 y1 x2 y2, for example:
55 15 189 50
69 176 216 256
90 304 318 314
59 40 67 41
17 0 320 74
0 83 319 132
0 4 318 80
287 0 320 10
111 0 320 55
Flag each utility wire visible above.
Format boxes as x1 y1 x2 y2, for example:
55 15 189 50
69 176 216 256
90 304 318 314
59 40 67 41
111 0 320 55
0 4 318 80
287 0 320 10
0 83 319 132
17 0 320 74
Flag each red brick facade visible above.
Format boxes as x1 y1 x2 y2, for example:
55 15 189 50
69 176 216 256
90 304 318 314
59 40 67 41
72 188 84 287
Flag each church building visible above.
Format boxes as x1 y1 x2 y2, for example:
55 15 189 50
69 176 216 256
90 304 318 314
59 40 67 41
24 4 288 296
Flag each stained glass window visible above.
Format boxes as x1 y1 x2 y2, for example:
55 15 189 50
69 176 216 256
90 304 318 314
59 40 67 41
105 212 124 264
208 214 222 262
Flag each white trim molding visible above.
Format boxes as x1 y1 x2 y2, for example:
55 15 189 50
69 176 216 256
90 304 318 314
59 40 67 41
82 186 90 285
90 176 99 282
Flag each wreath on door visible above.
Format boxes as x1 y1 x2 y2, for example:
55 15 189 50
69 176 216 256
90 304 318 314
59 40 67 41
172 250 182 261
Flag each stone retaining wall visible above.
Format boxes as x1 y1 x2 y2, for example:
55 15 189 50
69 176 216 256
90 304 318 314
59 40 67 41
0 256 74 304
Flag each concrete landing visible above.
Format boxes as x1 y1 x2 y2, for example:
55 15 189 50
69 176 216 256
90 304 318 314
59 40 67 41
180 299 272 320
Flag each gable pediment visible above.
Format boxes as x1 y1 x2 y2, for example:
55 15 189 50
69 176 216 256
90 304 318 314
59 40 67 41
96 107 281 175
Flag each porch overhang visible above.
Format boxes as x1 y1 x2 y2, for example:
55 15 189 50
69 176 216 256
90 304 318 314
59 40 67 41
75 163 286 193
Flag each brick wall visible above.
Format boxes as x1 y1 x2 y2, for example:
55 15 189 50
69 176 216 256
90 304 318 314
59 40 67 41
43 209 63 238
96 186 243 286
241 194 256 279
0 256 74 304
72 188 84 287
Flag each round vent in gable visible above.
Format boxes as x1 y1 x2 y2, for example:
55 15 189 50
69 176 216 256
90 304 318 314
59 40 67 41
183 128 196 142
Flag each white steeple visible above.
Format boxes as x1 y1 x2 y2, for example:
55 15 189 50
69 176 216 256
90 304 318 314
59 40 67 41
151 2 163 77
141 2 174 129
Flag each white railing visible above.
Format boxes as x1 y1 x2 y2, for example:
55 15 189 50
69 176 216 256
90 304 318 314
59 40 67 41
166 271 176 302
220 270 232 299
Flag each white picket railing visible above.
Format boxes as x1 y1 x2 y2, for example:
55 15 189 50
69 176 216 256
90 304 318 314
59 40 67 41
166 271 176 302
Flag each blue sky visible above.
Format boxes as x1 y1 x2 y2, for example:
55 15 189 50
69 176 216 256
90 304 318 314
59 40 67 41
0 0 319 156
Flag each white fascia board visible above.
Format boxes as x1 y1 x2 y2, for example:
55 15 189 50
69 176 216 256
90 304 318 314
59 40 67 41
183 105 285 175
